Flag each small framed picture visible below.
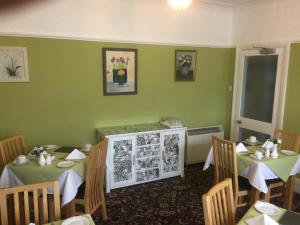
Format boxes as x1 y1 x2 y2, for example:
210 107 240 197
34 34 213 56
175 50 196 81
0 46 29 82
103 48 137 96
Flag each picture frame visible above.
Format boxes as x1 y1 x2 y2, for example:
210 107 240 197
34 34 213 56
0 46 29 82
175 50 196 81
103 48 137 95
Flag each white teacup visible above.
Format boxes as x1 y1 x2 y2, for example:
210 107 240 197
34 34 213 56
249 136 257 143
254 151 263 159
84 144 92 152
17 155 27 164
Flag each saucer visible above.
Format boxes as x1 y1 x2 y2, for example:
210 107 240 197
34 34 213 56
249 154 264 160
12 159 28 166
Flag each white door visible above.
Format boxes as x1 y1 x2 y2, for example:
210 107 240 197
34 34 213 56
232 48 285 142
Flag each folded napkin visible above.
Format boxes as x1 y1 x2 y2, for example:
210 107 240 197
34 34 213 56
236 142 248 153
246 213 279 225
262 140 275 149
65 149 86 160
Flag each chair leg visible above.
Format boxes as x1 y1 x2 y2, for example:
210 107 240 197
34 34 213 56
100 191 107 221
263 189 270 202
284 176 295 210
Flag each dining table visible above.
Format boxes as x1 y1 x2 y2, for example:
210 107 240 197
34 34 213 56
203 143 300 209
237 201 300 225
0 146 88 217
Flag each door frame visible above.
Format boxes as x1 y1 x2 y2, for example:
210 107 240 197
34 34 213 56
230 42 291 141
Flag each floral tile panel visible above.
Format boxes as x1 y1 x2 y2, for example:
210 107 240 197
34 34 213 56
163 134 180 173
136 168 160 182
136 156 160 170
136 145 160 158
137 133 160 146
113 139 133 183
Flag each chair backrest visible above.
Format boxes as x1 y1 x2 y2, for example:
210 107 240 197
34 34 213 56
202 178 236 225
274 129 300 153
84 138 108 213
0 180 61 225
212 136 239 204
0 135 27 167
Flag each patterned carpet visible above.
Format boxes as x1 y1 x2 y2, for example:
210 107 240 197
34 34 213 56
90 163 300 225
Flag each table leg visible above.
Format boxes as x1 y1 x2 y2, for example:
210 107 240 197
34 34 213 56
63 199 76 217
284 175 295 210
250 186 260 205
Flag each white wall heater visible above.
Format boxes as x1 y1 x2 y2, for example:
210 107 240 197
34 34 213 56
185 125 224 165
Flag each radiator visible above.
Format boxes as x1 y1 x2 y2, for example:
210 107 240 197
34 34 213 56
185 125 224 165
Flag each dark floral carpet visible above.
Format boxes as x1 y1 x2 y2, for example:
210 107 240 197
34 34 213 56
90 163 300 225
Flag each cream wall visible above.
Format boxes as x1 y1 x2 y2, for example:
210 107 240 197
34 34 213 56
232 0 300 45
0 0 233 47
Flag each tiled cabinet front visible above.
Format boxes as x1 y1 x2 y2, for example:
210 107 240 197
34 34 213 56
161 131 182 178
106 128 185 192
136 133 161 183
109 136 136 189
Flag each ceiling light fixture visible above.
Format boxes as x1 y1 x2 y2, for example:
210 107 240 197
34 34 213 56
167 0 193 10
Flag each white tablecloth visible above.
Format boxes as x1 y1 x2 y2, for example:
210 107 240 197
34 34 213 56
203 147 300 193
0 166 84 206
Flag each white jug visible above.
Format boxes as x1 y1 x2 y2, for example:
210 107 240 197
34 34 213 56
38 153 46 166
46 154 52 165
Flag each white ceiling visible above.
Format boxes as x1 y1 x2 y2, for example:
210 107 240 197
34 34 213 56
199 0 253 6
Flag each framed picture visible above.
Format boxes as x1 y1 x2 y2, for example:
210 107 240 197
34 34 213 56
103 48 137 95
0 46 29 82
175 50 196 81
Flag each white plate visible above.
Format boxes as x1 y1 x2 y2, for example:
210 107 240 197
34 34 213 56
254 201 281 216
57 161 76 168
249 154 265 161
61 216 90 225
280 150 297 156
12 159 28 166
44 145 59 150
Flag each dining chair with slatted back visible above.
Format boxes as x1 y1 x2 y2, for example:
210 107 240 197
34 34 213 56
0 135 27 167
274 129 300 153
213 136 250 208
263 129 300 206
203 178 236 225
75 138 108 220
0 180 61 225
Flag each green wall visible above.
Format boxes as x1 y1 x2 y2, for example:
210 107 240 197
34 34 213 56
0 36 235 147
284 43 300 132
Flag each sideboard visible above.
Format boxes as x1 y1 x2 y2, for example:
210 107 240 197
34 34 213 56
97 123 186 193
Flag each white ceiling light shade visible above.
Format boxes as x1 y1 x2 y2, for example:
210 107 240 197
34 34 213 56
167 0 193 10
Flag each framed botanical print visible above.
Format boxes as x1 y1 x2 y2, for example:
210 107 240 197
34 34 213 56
103 48 137 95
0 46 29 82
175 50 196 81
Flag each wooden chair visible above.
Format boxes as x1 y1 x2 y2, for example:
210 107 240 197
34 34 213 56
263 129 300 207
0 180 61 225
0 135 27 169
75 138 108 220
213 136 250 208
275 129 300 153
202 178 236 225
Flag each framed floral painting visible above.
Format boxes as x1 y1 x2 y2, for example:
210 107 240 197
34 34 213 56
103 48 137 95
175 50 196 81
0 46 29 82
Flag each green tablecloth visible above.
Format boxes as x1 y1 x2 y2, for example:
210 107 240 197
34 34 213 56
237 146 299 182
44 214 95 225
8 151 87 184
237 204 286 225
